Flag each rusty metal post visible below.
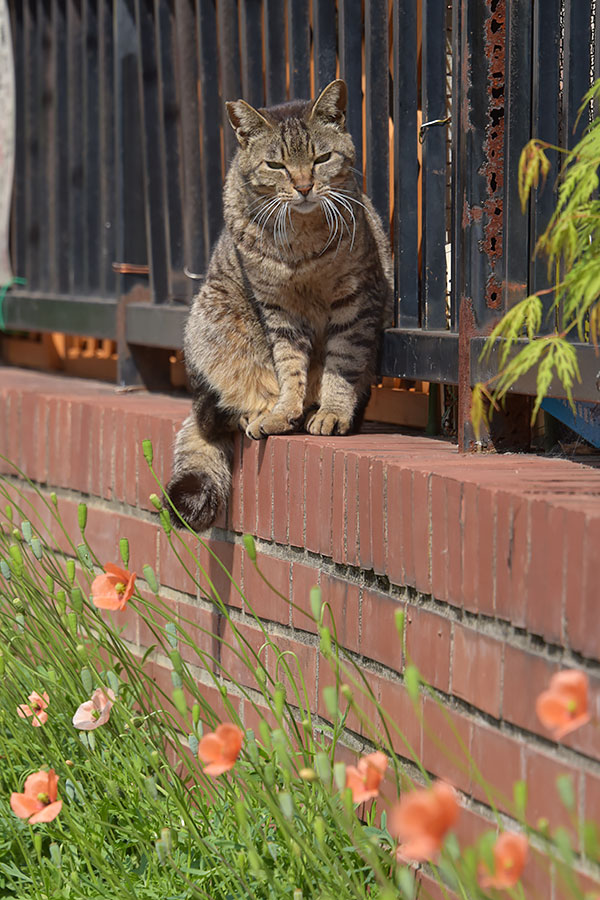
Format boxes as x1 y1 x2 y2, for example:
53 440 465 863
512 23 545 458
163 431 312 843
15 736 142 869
455 0 533 451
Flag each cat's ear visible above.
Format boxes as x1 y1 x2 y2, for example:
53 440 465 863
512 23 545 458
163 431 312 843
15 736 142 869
309 80 347 129
226 100 272 147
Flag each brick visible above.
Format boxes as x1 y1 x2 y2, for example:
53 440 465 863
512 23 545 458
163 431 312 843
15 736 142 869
445 478 463 607
176 599 219 671
412 470 431 594
431 475 448 602
526 499 564 642
369 458 386 575
101 406 116 500
288 439 305 548
405 604 451 691
377 677 422 763
290 560 321 632
476 486 496 615
421 697 472 791
331 450 346 563
509 497 529 628
575 516 600 660
137 589 177 651
317 654 361 733
159 529 199 596
451 625 502 717
357 455 372 569
318 445 334 558
470 722 523 813
304 442 322 553
243 551 290 624
320 573 360 653
494 490 513 622
241 438 259 535
461 481 479 612
267 633 318 712
525 746 581 844
345 452 359 566
361 588 402 670
271 437 289 545
198 539 243 609
502 644 558 733
89 403 103 498
219 617 268 689
229 435 243 533
256 439 273 540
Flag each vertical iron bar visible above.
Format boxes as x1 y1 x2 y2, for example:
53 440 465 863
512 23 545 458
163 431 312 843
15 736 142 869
134 0 169 305
83 0 100 293
338 0 363 174
155 0 186 300
38 0 51 292
114 0 151 385
502 0 532 311
217 0 242 163
67 0 84 294
421 0 448 329
313 0 337 94
239 0 263 108
364 0 389 230
393 0 419 328
175 0 206 287
530 0 560 307
52 0 69 294
9 0 26 280
23 0 40 290
264 0 285 105
286 0 310 99
98 0 115 297
196 0 223 253
563 0 592 148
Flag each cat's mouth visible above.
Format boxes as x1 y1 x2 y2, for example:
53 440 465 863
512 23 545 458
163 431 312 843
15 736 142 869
290 198 319 214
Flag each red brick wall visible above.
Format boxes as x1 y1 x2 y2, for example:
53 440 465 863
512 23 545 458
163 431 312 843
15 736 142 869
2 367 600 897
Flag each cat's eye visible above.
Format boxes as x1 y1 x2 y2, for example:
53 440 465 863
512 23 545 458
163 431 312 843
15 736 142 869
265 160 286 169
314 152 332 164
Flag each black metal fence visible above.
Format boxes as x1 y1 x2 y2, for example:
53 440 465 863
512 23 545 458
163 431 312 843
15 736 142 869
3 1 600 441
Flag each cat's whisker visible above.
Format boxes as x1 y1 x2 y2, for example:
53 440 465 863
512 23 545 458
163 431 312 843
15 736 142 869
330 189 370 214
259 198 282 252
328 191 357 251
319 197 338 255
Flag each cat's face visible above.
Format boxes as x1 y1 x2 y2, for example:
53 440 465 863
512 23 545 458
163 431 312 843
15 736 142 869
227 81 355 217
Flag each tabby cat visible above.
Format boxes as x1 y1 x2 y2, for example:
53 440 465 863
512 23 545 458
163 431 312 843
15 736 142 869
167 79 393 531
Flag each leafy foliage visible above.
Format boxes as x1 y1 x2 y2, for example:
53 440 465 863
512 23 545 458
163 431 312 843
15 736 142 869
472 79 600 435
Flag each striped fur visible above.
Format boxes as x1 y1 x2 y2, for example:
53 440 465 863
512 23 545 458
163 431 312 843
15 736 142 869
167 80 393 531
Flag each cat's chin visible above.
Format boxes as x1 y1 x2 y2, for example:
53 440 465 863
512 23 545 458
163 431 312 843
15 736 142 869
291 201 319 215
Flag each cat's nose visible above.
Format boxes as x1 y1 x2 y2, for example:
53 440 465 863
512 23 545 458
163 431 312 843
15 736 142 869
295 184 313 197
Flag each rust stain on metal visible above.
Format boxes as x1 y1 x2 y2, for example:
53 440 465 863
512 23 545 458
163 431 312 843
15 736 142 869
481 0 505 310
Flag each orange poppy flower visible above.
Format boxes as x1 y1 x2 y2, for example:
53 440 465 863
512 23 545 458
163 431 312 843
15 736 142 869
10 768 62 823
478 831 528 890
91 563 136 611
72 688 115 730
536 670 590 740
197 722 244 776
345 751 388 804
17 691 49 727
389 781 459 862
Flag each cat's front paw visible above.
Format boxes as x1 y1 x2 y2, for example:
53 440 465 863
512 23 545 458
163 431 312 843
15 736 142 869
245 409 300 439
305 408 352 436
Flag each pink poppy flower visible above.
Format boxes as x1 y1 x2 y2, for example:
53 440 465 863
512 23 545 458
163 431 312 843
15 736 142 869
536 670 590 740
390 781 459 862
72 688 115 730
91 563 136 611
10 769 62 823
478 832 529 890
345 751 388 804
198 723 244 776
17 691 49 727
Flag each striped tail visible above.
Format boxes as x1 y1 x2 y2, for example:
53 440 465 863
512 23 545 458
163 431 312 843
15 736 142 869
167 413 233 531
